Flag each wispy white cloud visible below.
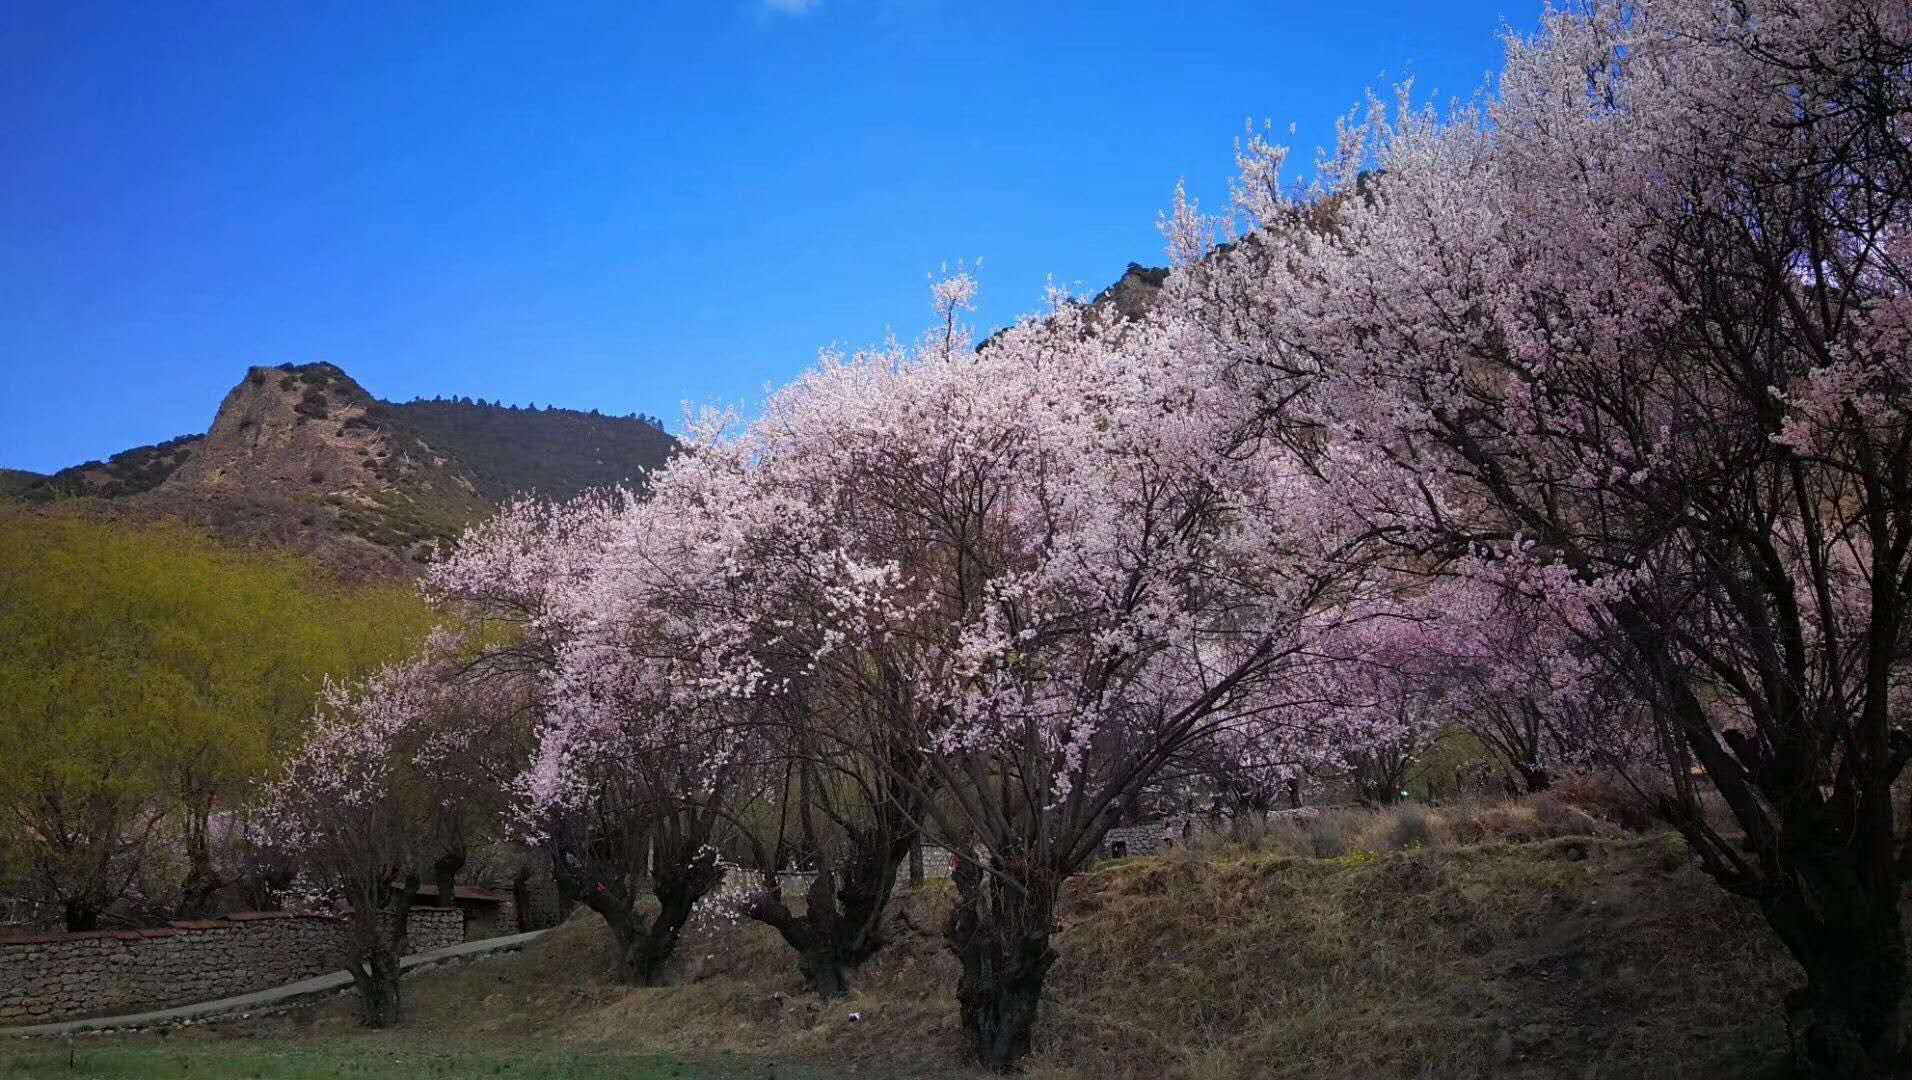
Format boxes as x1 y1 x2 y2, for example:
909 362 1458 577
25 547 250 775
763 0 819 14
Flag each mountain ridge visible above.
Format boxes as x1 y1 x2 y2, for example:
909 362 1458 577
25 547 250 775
7 262 1170 579
9 362 676 579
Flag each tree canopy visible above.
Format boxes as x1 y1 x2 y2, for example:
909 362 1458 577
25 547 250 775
0 510 435 928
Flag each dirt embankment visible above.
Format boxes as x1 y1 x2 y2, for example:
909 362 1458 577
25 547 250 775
244 829 1871 1080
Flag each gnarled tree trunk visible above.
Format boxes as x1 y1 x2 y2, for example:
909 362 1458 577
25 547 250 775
1647 658 1911 1080
945 854 1058 1072
346 878 416 1028
743 832 907 1000
1764 815 1908 1078
347 944 403 1028
575 844 724 986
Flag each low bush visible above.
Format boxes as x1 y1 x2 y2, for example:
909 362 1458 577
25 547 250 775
1548 772 1665 833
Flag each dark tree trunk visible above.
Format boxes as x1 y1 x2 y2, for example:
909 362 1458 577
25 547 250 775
1785 938 1907 1080
511 864 533 933
592 892 690 986
63 901 100 933
624 896 690 985
348 943 403 1028
431 844 466 909
1518 765 1553 795
806 946 850 998
387 877 417 958
1644 659 1910 1079
177 804 222 918
345 876 415 1029
909 838 925 887
552 853 580 924
744 871 846 1000
945 854 1058 1072
742 825 912 999
177 856 222 919
1763 825 1908 1078
577 846 724 986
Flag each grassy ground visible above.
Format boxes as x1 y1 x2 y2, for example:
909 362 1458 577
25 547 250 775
6 794 1902 1079
0 1039 836 1079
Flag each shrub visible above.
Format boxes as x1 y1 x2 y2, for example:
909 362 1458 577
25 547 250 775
1550 772 1663 833
1305 812 1360 858
1530 794 1602 838
1366 804 1435 851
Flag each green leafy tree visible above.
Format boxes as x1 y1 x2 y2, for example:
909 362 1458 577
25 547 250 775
0 511 433 928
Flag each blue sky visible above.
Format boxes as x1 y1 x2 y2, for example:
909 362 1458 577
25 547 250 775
0 0 1536 474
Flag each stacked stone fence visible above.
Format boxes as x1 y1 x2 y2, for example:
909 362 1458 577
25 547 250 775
459 896 519 940
409 884 518 941
706 844 957 907
388 906 464 954
517 872 563 930
0 906 462 1026
918 845 955 879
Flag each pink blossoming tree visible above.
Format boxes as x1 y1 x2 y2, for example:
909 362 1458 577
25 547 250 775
428 490 758 986
1201 2 1912 1072
260 642 475 1027
599 272 1384 1069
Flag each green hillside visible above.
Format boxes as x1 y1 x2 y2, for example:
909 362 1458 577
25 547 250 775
0 469 44 499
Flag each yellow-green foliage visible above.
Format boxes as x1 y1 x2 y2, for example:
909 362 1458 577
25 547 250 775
0 510 434 902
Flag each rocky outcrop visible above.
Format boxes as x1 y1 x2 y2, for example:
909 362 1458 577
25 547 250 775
150 363 492 566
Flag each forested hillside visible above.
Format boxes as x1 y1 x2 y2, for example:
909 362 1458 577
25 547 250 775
0 469 42 499
385 398 675 504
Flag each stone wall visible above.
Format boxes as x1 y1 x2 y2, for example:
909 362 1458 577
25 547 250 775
0 906 463 1026
519 873 562 930
707 864 817 905
707 847 957 907
460 897 519 940
918 845 955 880
396 907 464 954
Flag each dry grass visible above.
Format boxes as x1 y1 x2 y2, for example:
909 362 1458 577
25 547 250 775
1190 795 1615 864
193 798 1889 1080
1029 835 1804 1080
272 881 981 1075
